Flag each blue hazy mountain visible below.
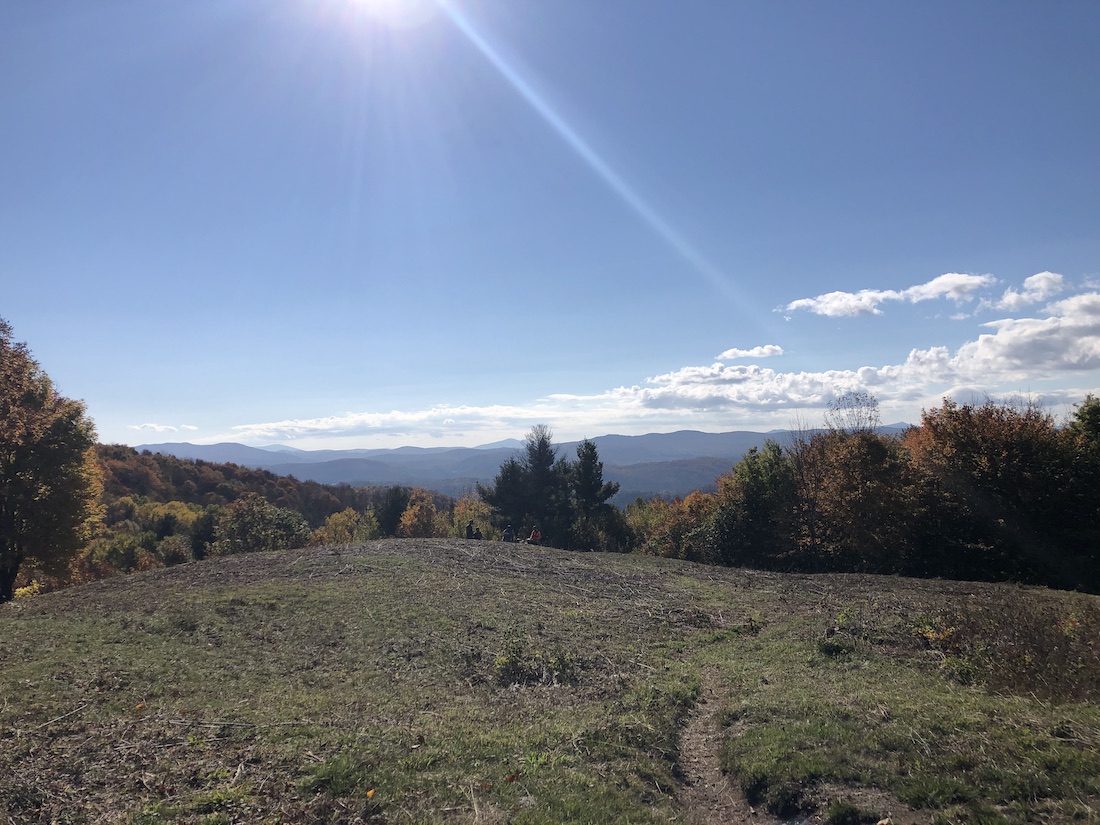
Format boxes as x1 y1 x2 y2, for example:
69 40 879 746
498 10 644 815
136 426 908 501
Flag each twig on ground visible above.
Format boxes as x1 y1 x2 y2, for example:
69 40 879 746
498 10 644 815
31 703 89 731
163 718 308 729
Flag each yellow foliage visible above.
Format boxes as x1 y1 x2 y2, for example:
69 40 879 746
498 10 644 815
14 581 42 599
450 495 495 539
397 489 439 538
312 508 380 546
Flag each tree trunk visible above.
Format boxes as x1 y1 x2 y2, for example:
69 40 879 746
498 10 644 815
0 549 23 603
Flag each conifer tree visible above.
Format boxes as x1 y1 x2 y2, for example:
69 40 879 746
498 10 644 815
480 427 624 549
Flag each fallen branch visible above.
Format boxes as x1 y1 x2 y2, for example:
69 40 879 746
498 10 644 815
31 703 89 731
163 718 308 729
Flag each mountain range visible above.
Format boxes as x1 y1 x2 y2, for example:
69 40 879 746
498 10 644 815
137 426 908 502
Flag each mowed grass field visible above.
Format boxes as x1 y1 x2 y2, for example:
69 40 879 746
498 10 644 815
2 538 1099 824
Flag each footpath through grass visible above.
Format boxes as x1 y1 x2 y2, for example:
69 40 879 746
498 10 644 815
1 538 1098 824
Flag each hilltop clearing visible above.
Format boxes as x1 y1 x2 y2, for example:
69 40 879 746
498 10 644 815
2 539 1098 824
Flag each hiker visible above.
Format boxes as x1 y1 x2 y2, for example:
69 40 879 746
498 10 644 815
502 524 515 543
465 520 475 540
474 527 483 540
529 526 541 545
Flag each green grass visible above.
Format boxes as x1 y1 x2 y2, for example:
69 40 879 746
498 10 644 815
2 538 1099 823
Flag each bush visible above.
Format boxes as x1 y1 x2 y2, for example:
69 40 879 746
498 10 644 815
210 494 310 556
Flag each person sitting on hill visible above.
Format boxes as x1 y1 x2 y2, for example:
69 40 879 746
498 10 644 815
474 527 483 540
529 526 541 545
502 524 515 543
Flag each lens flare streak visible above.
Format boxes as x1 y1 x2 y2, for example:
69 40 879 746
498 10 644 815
436 1 751 314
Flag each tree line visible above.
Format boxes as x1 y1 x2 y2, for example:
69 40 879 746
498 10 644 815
3 317 1099 600
627 392 1100 593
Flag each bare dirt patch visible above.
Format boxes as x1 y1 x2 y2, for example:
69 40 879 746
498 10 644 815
677 671 782 825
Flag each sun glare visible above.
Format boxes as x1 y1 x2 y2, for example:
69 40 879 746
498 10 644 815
346 0 436 30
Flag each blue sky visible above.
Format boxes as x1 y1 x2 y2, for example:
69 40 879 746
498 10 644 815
3 0 1099 449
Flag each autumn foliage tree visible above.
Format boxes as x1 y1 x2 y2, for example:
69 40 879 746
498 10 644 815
448 495 495 540
311 507 381 546
74 497 205 580
632 392 1099 592
1 320 102 602
903 397 1083 586
626 491 717 562
397 488 439 538
813 429 918 572
209 493 310 556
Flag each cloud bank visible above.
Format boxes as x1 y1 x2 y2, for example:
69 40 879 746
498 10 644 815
130 423 198 434
179 272 1098 446
784 272 997 317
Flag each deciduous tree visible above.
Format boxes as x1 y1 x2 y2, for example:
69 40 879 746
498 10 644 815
449 495 495 540
814 429 917 572
311 507 380 545
824 389 881 434
397 488 438 538
626 491 717 562
1 319 101 602
904 397 1074 585
209 493 310 556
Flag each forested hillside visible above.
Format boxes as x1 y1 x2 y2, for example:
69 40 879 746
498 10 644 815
96 444 375 524
49 446 460 594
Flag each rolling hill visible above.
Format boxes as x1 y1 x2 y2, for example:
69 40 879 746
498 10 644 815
2 538 1097 823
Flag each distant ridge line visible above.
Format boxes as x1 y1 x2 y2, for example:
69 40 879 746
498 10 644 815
135 425 909 501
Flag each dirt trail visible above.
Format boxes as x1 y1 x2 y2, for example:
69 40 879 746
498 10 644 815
677 673 785 825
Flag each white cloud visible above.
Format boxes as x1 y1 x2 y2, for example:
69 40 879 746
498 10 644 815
992 271 1065 311
953 292 1100 378
716 344 784 360
901 272 997 303
224 404 550 444
129 423 181 433
785 272 996 317
785 289 899 317
638 290 1100 416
